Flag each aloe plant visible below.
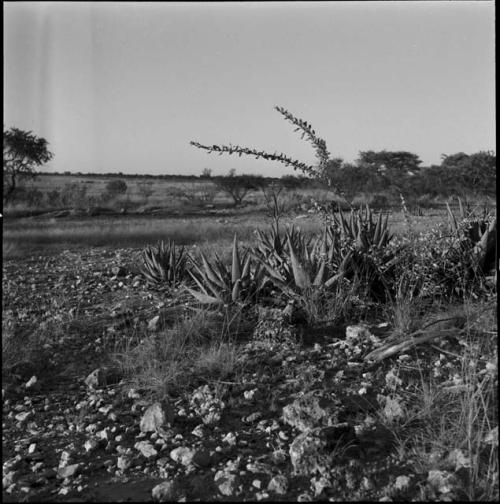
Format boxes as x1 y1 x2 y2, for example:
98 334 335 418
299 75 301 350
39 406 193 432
446 197 497 276
254 228 352 299
186 235 266 305
139 240 187 286
328 204 392 251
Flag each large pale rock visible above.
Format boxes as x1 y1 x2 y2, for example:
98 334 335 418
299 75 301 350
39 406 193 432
282 391 343 432
289 424 357 476
140 401 174 432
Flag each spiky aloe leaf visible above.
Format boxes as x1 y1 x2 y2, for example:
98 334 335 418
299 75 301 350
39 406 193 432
287 233 311 290
231 279 242 303
313 260 326 286
199 251 226 289
241 253 252 279
446 202 459 233
184 286 220 304
231 235 242 283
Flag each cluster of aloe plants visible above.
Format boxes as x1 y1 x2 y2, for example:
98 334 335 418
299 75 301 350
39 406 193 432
138 201 399 316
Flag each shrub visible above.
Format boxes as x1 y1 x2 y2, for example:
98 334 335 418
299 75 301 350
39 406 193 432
105 179 128 197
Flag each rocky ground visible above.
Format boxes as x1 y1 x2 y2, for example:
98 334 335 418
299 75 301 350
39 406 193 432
3 248 497 502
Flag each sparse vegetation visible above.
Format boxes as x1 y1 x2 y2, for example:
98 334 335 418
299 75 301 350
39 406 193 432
2 109 496 502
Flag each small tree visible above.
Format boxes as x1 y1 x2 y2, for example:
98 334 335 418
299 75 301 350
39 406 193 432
201 167 212 178
3 127 53 202
105 178 128 197
213 171 264 206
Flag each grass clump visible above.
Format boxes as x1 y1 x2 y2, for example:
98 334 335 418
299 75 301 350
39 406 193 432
376 300 498 501
113 306 254 398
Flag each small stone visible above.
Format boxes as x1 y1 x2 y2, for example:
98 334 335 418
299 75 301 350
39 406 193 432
252 479 261 489
152 480 178 502
148 316 160 331
117 456 131 471
245 412 262 423
57 464 80 479
28 443 36 454
135 441 158 458
84 369 103 389
191 424 205 438
25 376 39 390
3 471 17 489
170 447 195 467
267 474 288 495
243 388 261 401
222 432 237 446
14 411 31 423
140 402 174 433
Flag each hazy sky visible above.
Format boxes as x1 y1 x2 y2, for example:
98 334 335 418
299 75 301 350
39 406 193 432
4 1 495 176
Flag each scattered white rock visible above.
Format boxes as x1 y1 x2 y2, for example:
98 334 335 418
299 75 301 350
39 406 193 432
222 432 237 446
148 316 160 331
57 463 80 479
135 441 158 458
25 376 38 390
14 411 31 423
152 480 178 502
170 447 195 467
117 456 131 471
140 402 174 433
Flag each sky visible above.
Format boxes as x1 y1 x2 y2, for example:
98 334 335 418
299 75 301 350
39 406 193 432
3 1 495 177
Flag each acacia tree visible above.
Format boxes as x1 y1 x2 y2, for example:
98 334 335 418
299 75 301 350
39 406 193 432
213 171 265 206
3 127 53 202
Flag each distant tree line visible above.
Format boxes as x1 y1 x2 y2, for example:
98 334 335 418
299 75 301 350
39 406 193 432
4 127 495 209
323 150 496 201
